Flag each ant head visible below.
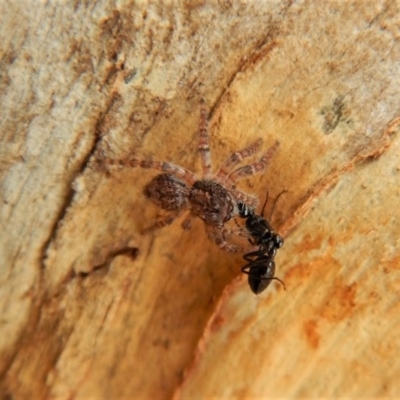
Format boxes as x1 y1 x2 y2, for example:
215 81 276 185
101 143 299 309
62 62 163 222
273 234 284 249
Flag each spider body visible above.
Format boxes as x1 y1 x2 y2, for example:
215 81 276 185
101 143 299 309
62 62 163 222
238 200 285 294
145 173 189 211
104 100 280 252
189 180 237 227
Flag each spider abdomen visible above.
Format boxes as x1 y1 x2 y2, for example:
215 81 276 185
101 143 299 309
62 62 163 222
145 173 189 211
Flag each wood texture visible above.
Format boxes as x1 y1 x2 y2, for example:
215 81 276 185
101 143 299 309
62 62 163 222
1 1 400 399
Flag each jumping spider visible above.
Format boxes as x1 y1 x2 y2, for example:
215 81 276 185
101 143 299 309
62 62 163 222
104 99 279 253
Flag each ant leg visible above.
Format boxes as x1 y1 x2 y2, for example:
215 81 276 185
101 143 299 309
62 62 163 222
225 141 279 186
215 138 263 182
271 277 286 290
198 98 212 177
103 156 197 186
242 249 269 263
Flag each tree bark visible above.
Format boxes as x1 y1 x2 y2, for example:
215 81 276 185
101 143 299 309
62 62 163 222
1 1 400 398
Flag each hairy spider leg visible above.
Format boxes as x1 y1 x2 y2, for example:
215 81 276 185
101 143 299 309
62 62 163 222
225 141 280 186
220 224 254 241
206 225 256 253
215 138 263 183
142 210 188 234
181 213 193 230
105 157 197 186
198 98 212 177
231 189 259 209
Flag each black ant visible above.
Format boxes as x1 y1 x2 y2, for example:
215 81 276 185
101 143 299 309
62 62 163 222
237 191 286 294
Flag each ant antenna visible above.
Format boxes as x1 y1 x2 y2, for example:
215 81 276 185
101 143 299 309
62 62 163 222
268 190 288 221
260 190 269 217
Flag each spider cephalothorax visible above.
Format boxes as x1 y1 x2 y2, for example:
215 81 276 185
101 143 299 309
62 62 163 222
104 100 279 253
189 180 237 227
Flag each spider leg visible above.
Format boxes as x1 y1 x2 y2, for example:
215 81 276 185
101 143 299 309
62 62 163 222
103 156 197 186
221 224 252 240
233 219 255 245
206 225 256 253
198 98 212 177
181 213 193 230
225 141 279 186
142 210 186 234
231 189 259 208
215 138 262 182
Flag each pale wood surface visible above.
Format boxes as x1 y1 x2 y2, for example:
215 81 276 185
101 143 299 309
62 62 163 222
1 1 400 399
